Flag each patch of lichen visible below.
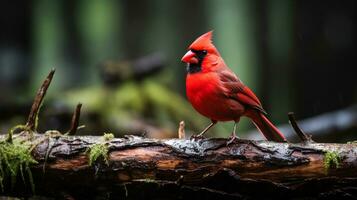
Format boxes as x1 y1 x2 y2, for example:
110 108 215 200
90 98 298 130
87 133 114 166
0 138 38 192
324 151 341 170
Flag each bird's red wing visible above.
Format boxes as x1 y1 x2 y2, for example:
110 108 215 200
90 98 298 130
236 90 267 115
219 69 266 114
240 86 262 106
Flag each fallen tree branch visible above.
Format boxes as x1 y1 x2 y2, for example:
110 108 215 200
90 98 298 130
0 134 356 199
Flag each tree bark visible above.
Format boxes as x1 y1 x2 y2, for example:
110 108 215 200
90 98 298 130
1 134 357 199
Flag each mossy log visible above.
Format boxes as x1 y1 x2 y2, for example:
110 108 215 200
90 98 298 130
1 134 356 199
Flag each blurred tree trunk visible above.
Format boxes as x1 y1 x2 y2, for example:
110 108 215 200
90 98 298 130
77 0 122 84
265 0 295 123
31 0 65 91
206 0 260 135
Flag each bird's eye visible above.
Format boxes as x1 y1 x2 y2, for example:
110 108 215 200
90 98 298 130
190 49 207 60
191 49 207 55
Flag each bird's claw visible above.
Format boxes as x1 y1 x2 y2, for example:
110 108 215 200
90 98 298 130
190 134 205 141
226 135 239 146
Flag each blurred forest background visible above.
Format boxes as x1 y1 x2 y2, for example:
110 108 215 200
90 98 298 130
0 0 356 142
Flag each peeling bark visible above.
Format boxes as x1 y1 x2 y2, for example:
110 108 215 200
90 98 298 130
1 134 356 199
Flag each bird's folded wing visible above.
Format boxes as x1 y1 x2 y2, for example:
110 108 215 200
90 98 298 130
219 69 267 115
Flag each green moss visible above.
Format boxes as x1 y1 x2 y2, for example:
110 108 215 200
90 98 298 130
87 143 109 166
87 133 115 166
324 151 341 170
0 139 38 192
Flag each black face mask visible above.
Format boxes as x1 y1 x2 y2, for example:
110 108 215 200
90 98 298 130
186 50 207 74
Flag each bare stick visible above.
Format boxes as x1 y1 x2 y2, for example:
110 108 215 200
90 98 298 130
288 112 313 143
68 103 82 135
178 121 186 139
26 69 55 131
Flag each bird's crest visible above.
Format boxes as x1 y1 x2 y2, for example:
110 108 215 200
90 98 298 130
189 31 218 54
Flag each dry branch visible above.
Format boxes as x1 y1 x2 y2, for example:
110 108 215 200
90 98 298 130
288 112 314 143
26 69 55 131
67 103 82 135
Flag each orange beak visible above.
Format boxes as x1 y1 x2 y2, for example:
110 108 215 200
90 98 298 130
181 50 198 64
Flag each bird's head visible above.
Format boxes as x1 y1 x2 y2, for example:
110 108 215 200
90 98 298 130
181 31 220 74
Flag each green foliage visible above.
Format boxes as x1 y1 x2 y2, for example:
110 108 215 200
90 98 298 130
0 139 38 192
87 133 114 166
324 151 341 170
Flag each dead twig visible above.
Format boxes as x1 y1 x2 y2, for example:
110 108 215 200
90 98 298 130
288 112 314 143
26 69 55 132
178 121 186 139
67 103 82 135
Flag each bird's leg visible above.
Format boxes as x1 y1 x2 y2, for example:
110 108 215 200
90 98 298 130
191 120 217 140
227 121 239 145
198 121 217 136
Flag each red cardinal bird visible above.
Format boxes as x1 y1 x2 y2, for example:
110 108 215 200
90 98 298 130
181 31 287 143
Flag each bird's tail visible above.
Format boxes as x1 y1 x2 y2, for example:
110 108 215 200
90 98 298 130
247 111 287 142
